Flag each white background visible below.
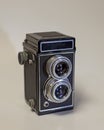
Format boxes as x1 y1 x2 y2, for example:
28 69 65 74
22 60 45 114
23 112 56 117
0 0 104 130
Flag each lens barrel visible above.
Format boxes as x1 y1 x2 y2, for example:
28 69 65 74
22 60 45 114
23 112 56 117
46 55 72 79
44 78 72 103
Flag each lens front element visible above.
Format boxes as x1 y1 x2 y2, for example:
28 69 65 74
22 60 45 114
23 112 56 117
55 85 68 99
55 61 69 77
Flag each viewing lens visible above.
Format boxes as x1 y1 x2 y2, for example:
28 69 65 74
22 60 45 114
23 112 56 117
46 55 72 79
55 62 69 77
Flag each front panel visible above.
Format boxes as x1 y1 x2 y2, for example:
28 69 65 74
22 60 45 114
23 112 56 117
38 51 75 113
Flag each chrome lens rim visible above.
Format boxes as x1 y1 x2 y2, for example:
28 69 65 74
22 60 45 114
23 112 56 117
46 55 72 79
44 78 72 103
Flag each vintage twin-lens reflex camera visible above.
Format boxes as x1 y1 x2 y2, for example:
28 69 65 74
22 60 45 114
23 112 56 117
18 31 76 115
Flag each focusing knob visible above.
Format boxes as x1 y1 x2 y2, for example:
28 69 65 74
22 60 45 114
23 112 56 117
18 52 28 65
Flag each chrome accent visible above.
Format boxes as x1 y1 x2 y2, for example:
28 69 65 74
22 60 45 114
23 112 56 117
46 55 72 79
29 59 33 64
44 101 49 108
28 99 35 109
44 78 72 103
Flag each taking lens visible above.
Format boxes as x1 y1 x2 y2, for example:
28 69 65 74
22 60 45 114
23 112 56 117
44 78 72 103
55 85 68 99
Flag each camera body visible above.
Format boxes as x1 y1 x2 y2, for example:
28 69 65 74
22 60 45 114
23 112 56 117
18 32 76 115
